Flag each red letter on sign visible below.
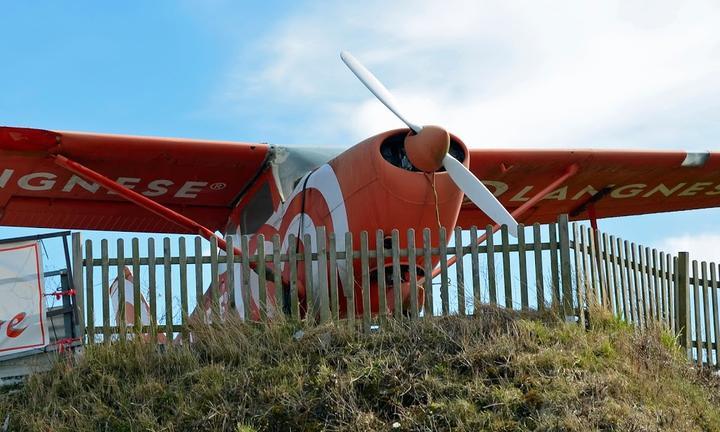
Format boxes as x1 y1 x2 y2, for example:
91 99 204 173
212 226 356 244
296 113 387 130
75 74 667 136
7 312 27 338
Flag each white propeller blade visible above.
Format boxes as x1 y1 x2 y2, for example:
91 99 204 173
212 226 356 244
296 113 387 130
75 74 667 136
340 51 422 134
442 154 519 237
340 50 519 237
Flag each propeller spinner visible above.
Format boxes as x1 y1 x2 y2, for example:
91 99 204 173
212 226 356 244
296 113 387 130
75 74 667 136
340 51 519 237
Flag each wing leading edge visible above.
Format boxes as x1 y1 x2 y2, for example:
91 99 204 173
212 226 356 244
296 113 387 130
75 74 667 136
0 127 271 233
459 148 720 227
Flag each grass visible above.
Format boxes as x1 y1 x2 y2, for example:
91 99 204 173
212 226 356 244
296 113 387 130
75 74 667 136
2 306 720 431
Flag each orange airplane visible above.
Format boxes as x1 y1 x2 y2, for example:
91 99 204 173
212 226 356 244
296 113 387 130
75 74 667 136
1 52 719 320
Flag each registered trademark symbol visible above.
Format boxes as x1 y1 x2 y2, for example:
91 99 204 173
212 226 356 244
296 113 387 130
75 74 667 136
210 182 226 191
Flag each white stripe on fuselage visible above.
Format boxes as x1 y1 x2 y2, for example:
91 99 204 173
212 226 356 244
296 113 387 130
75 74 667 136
231 164 349 318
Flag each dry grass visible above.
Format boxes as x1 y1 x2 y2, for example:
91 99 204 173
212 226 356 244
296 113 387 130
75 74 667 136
2 306 720 431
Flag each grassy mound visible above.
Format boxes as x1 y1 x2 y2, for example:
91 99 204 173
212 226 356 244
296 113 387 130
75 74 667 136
2 307 720 431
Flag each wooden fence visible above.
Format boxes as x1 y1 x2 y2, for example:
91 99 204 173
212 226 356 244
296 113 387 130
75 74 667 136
568 225 717 367
70 214 718 367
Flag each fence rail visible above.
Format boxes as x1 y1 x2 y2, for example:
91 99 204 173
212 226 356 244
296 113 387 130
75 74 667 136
71 214 719 368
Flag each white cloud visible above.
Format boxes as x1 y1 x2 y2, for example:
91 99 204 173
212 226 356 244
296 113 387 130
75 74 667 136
214 0 720 148
656 233 720 264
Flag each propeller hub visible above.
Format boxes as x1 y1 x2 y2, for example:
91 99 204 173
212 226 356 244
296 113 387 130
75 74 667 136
404 125 450 173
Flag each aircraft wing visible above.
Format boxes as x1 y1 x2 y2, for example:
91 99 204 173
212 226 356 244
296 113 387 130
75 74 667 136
0 127 271 233
459 148 720 227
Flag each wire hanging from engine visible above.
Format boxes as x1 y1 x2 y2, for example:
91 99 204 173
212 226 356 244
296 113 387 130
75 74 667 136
425 173 441 231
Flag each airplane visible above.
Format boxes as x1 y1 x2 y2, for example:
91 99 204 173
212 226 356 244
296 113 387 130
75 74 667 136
1 51 719 322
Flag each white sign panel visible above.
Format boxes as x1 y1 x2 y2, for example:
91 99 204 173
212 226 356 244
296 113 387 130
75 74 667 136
0 241 48 356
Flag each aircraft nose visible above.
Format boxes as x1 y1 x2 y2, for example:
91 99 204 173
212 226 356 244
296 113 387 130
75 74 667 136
404 125 450 173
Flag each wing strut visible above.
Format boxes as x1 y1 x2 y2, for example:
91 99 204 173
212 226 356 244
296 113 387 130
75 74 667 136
432 163 580 278
52 154 287 289
52 154 239 254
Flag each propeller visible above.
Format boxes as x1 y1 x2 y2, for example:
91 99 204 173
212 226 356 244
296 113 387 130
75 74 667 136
340 50 519 237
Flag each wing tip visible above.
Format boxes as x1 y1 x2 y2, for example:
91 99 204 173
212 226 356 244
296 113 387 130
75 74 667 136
0 126 59 152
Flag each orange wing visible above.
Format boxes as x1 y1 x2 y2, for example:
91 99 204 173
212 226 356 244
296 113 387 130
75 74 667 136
0 127 271 233
458 148 720 227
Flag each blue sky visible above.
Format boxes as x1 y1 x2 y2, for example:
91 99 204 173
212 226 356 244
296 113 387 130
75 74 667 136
2 0 720 268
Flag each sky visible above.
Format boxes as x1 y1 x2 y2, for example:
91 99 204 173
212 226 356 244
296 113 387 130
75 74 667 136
1 0 720 267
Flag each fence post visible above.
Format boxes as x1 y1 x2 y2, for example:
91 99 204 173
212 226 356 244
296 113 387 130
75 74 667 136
677 251 691 359
557 214 573 319
71 232 86 342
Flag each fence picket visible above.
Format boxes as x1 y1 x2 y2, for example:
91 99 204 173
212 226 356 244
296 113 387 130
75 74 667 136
640 245 650 325
666 252 674 328
572 224 583 323
454 227 465 315
287 235 299 320
547 221 572 308
223 235 235 317
533 223 544 310
636 245 650 327
193 237 202 323
652 249 660 322
702 262 711 367
518 224 528 311
581 228 592 309
257 235 267 321
179 237 189 342
469 226 480 312
131 238 141 333
360 231 371 332
317 228 330 324
609 236 621 320
618 239 637 324
72 233 85 342
486 225 497 306
409 229 419 319
423 228 434 317
210 237 219 318
665 254 677 332
558 216 572 316
677 253 690 357
439 227 449 314
639 246 649 325
392 229 403 319
711 263 719 367
344 232 355 324
163 237 173 342
375 230 387 322
673 255 680 337
328 233 339 321
657 252 670 328
148 238 157 338
101 239 110 343
241 235 252 320
117 239 126 340
501 226 512 310
659 251 667 326
630 243 641 327
303 233 314 324
587 227 599 307
602 233 612 311
692 260 702 366
273 234 283 315
85 240 95 343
